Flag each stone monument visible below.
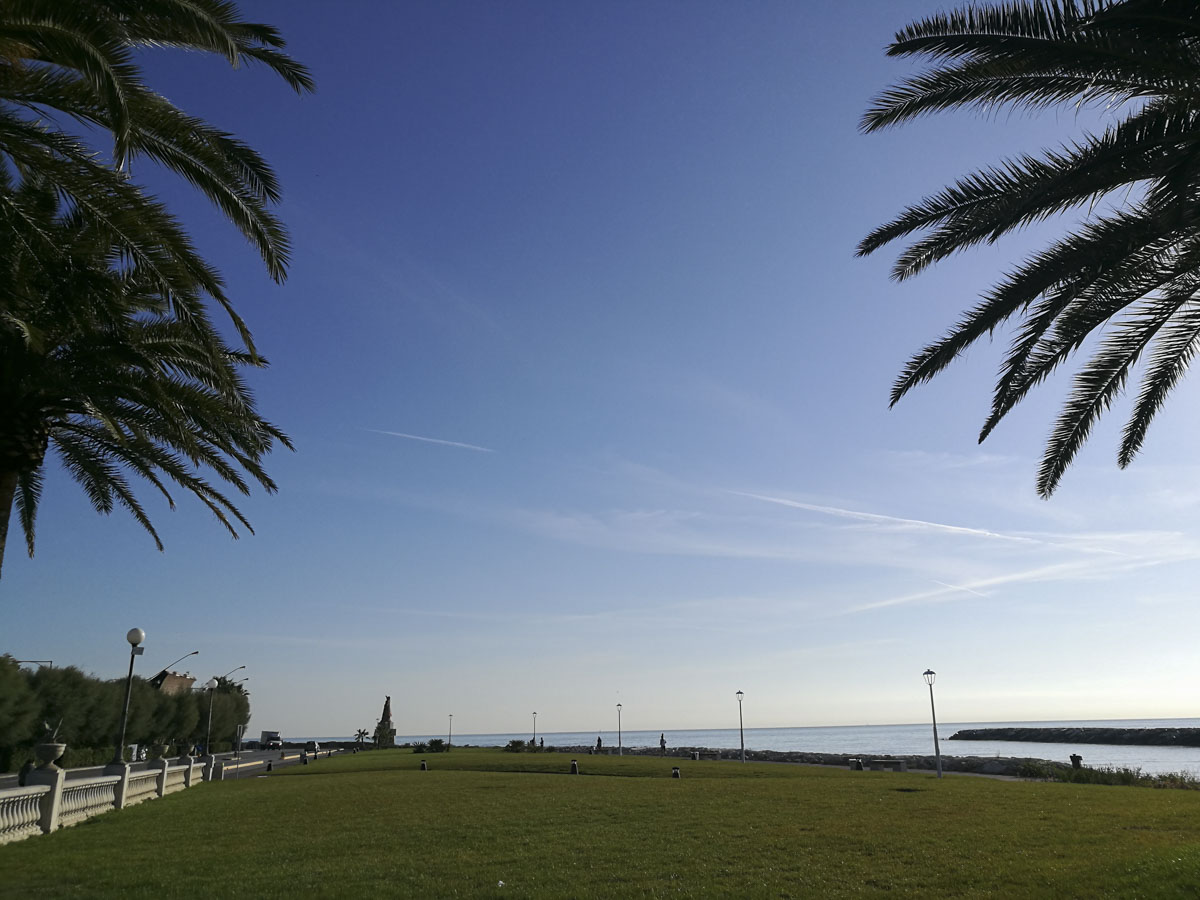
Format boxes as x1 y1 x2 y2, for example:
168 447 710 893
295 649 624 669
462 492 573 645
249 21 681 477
373 695 396 749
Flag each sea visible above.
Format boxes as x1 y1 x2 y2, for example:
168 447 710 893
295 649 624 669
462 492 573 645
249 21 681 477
310 718 1200 776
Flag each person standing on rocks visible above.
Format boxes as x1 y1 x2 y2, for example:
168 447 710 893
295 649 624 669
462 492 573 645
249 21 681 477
660 733 667 755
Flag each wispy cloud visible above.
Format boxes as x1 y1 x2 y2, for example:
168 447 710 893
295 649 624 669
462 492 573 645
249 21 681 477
729 490 1043 545
931 579 989 598
730 490 1130 559
368 429 495 453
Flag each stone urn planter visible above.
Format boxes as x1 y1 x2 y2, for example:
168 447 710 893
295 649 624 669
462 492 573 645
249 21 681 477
34 742 66 769
150 743 170 760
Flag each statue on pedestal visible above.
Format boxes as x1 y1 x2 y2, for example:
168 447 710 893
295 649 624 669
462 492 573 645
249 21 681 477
373 695 396 749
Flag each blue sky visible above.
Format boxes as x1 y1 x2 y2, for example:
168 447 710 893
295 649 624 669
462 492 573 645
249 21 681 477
7 0 1200 739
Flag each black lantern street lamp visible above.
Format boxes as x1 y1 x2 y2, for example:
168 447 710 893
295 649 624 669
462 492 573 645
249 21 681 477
923 669 942 778
111 628 146 765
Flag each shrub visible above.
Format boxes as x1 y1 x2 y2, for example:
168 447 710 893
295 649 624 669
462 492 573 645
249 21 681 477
411 742 428 754
427 739 446 753
504 739 527 753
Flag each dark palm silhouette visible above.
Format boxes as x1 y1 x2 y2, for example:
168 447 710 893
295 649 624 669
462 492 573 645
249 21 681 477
0 1 313 277
0 179 289 575
861 0 1200 495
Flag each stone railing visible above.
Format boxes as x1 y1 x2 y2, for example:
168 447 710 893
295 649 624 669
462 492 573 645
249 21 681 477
59 776 121 828
164 767 188 795
124 770 160 807
0 746 218 845
0 784 49 844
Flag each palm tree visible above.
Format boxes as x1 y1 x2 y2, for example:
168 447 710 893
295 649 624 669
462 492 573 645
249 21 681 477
355 729 368 747
860 0 1200 495
0 177 290 577
0 1 313 313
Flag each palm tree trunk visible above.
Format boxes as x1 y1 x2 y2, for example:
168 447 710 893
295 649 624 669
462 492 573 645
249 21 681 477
0 469 16 579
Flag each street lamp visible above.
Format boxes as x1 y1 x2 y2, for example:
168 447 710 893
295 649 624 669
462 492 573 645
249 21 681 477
220 665 246 680
923 669 942 778
448 714 453 752
204 677 219 757
156 650 198 676
110 628 145 765
532 712 537 745
736 690 745 763
616 703 622 756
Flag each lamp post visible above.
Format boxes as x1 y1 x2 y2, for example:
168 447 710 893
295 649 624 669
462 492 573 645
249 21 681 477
923 669 942 778
532 712 537 745
448 714 453 752
110 628 146 765
204 677 218 756
230 679 248 759
156 650 198 677
736 690 745 763
616 703 622 756
220 665 246 680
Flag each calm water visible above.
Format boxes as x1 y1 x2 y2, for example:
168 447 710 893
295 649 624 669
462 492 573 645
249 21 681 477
314 718 1200 776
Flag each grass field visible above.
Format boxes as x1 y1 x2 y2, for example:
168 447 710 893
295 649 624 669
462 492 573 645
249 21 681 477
3 749 1200 897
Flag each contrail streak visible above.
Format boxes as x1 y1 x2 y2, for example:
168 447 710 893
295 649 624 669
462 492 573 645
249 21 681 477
368 429 495 453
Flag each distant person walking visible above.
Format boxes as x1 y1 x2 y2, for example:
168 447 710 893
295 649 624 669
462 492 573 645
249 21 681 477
660 733 667 755
596 735 602 752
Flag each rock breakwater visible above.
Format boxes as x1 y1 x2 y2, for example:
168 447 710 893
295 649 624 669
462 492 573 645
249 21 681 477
949 727 1200 747
548 745 1054 777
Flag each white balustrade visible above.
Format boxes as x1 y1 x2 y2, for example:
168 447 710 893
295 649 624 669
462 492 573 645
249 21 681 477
0 785 50 844
5 746 298 841
59 776 121 828
124 770 160 807
164 768 187 794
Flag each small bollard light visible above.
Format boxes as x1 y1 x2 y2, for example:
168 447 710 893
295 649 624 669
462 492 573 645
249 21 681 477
267 761 273 772
672 767 681 779
570 759 579 774
691 751 700 761
302 755 308 766
420 759 428 771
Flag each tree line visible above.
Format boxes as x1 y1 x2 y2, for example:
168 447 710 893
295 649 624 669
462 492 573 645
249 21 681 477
0 655 250 772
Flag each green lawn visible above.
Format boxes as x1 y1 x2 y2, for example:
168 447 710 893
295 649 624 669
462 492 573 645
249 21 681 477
3 749 1199 897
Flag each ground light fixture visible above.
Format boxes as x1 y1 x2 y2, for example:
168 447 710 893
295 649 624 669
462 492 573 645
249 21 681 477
617 703 622 756
111 628 146 765
736 690 745 763
923 669 942 778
